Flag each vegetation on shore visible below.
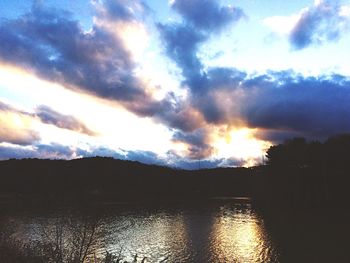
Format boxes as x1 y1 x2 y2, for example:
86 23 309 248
0 134 350 206
0 216 146 263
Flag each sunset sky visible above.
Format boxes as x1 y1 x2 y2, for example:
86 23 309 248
0 0 350 169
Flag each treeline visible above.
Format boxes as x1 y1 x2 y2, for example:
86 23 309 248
0 157 253 204
257 134 350 208
1 134 350 207
266 134 350 167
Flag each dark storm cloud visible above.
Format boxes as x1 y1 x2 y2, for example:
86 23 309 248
242 72 350 136
0 1 158 108
290 0 350 49
35 105 96 136
253 129 306 144
172 0 245 32
189 69 350 142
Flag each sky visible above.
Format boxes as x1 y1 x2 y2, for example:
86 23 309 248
0 0 350 169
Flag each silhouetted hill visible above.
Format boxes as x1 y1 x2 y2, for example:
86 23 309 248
1 151 350 208
0 157 253 204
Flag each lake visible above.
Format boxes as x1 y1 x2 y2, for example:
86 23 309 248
1 199 350 262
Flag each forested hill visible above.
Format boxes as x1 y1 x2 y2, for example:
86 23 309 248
0 157 254 202
2 133 350 206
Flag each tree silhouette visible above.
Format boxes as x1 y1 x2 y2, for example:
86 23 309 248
266 134 350 167
266 137 307 166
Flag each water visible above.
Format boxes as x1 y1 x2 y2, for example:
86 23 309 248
2 200 350 262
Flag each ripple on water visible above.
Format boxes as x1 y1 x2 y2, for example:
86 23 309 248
3 203 278 262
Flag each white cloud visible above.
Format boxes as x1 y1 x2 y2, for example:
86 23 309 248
264 1 350 35
263 14 300 35
340 5 350 17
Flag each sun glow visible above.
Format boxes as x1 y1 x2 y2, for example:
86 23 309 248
213 128 271 166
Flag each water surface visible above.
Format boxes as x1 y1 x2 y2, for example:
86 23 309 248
2 200 350 262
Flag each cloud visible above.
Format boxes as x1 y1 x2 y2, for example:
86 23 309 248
253 129 305 144
75 146 124 159
172 128 213 159
243 72 350 138
156 1 349 156
171 0 245 32
157 23 206 84
0 0 205 140
124 150 165 166
218 157 250 168
77 146 167 166
0 145 37 160
0 102 40 145
35 105 96 136
290 0 350 49
155 2 247 157
158 0 245 93
188 69 350 141
0 101 97 148
0 142 122 161
0 0 247 161
0 143 75 160
2 0 350 165
168 157 223 170
5 67 349 162
166 150 239 169
94 0 149 22
0 1 164 117
0 141 240 169
157 1 246 131
263 14 301 35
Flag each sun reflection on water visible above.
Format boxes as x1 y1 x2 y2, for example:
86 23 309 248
5 204 277 262
210 205 274 262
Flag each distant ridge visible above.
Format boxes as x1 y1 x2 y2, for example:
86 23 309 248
0 157 252 203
